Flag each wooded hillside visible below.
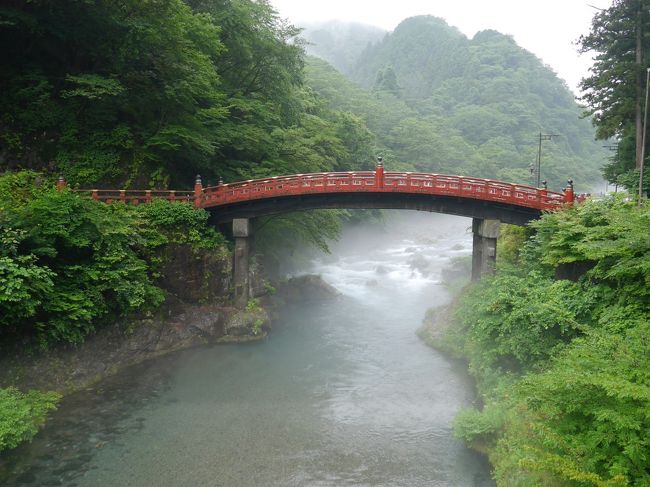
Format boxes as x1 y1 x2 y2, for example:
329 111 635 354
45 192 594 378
304 16 607 190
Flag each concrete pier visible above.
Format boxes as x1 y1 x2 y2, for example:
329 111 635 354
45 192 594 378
232 218 253 307
471 218 501 281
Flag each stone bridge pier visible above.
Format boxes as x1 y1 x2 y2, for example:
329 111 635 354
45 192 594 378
471 218 501 281
232 218 254 307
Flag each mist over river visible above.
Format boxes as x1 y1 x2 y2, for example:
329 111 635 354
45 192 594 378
0 212 493 486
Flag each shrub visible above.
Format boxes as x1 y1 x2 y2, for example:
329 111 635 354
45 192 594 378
0 387 60 451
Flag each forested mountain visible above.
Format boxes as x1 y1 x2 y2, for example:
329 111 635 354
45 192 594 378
304 16 606 191
1 4 605 192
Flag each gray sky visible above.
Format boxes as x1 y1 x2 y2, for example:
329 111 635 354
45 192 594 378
270 0 612 94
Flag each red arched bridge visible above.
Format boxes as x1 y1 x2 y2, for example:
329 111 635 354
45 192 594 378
64 161 580 305
67 162 576 226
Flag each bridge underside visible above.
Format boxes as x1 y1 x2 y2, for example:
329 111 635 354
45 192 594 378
207 192 542 226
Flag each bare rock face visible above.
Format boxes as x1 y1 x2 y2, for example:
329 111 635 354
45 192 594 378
158 243 231 304
274 274 340 302
222 306 271 340
0 302 236 394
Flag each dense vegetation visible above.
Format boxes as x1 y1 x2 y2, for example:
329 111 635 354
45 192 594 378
427 197 650 486
1 0 646 466
0 0 380 451
0 171 225 349
304 16 607 190
0 387 60 451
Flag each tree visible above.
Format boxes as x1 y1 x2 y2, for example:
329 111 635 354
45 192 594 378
373 67 400 96
578 0 650 185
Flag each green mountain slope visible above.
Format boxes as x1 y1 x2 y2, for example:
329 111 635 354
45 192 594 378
305 17 606 191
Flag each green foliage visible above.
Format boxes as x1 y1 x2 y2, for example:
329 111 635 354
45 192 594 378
0 387 60 451
0 2 381 259
245 297 261 312
454 273 591 375
454 403 506 445
440 198 650 485
135 199 226 249
61 74 125 100
0 172 225 348
530 195 650 305
263 281 276 295
252 318 264 335
0 0 367 190
497 224 533 267
506 321 650 485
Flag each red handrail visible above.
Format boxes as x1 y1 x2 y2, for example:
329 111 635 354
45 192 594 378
70 170 570 212
200 171 567 211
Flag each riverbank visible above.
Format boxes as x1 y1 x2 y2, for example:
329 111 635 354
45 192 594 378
0 301 244 395
415 198 650 486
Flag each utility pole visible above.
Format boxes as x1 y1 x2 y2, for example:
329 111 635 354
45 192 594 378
639 67 649 203
635 0 645 170
536 133 559 188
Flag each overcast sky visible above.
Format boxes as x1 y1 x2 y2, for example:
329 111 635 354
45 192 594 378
270 0 612 94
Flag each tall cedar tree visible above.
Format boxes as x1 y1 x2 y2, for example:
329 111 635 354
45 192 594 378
579 0 650 184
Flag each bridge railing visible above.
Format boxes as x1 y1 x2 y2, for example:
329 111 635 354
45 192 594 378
202 171 379 206
77 189 194 204
67 170 569 212
383 172 566 208
201 171 566 211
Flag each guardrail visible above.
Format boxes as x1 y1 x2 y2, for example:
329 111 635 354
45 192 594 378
67 169 573 212
75 189 194 205
200 171 568 211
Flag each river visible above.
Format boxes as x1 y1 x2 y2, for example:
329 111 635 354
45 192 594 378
0 212 493 486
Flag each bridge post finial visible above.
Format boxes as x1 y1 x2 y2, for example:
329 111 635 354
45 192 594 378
56 175 66 191
375 156 384 188
194 174 203 208
564 179 574 204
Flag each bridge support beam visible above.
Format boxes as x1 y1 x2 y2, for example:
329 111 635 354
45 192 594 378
232 218 253 307
472 218 500 281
